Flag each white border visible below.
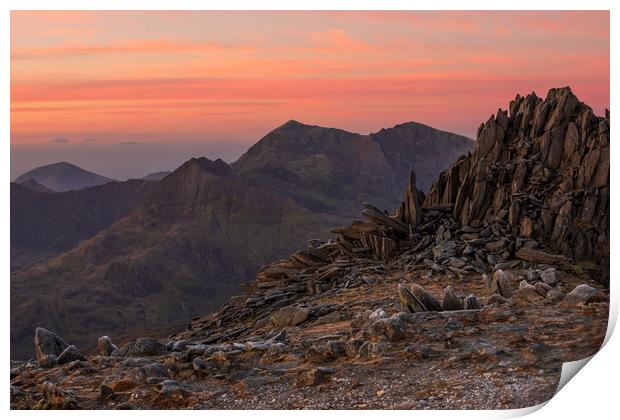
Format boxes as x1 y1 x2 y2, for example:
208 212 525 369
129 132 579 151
3 1 616 419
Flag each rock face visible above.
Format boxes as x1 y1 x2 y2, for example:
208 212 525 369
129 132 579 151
424 87 609 266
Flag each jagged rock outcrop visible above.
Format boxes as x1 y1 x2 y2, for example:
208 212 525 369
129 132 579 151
424 88 609 266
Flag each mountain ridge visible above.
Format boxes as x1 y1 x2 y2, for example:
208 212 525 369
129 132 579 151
11 119 474 359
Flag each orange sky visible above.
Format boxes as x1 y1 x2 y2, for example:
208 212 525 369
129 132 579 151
11 11 609 148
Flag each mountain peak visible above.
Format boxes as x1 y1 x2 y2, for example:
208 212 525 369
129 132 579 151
14 162 115 192
173 157 232 178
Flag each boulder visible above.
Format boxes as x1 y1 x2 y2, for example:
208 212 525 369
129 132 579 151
564 284 598 306
410 284 442 311
441 286 464 311
57 345 85 365
491 269 513 298
34 327 69 362
97 336 118 356
271 305 310 328
398 284 427 313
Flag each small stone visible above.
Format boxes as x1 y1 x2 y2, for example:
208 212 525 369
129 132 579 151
313 311 342 325
432 240 457 261
513 285 544 303
486 294 508 306
99 384 115 399
169 340 189 352
546 289 566 303
464 294 482 310
345 339 364 358
157 380 193 402
370 313 409 341
534 282 553 296
38 354 58 368
368 308 388 323
482 274 492 289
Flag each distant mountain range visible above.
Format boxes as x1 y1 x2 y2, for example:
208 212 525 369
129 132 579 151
10 120 473 358
14 162 116 192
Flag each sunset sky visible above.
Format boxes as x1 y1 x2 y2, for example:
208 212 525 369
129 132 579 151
10 11 610 179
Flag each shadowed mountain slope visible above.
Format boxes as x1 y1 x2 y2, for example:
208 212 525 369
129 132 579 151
10 180 155 272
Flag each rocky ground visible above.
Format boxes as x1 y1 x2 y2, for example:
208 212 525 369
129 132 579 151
10 234 608 409
10 87 609 410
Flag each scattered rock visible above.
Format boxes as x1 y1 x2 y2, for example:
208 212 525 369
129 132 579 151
112 337 166 357
38 382 79 409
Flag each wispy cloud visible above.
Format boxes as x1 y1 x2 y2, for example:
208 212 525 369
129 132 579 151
12 39 233 60
118 141 160 146
47 138 70 143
